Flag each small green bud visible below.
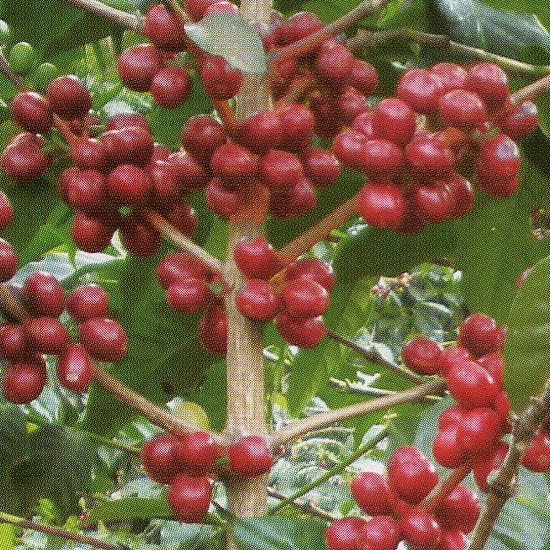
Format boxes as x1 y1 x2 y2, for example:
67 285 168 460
31 62 59 93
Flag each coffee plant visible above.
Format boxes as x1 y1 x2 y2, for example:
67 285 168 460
0 0 550 547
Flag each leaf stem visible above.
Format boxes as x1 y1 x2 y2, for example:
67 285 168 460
268 424 389 515
0 510 129 550
269 378 447 448
63 0 145 31
266 487 337 521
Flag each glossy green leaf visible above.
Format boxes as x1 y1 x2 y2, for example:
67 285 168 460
87 497 174 522
184 14 267 74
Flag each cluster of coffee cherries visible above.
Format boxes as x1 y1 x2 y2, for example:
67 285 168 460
326 445 480 550
141 431 273 522
0 192 17 284
0 274 127 404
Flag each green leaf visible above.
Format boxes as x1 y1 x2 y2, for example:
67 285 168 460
87 497 174 522
0 523 15 549
184 14 267 74
231 516 327 550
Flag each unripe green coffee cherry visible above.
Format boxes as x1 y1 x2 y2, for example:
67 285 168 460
0 20 10 45
32 62 59 93
8 42 37 75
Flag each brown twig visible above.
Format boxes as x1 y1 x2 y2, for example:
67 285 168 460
420 463 472 513
511 73 550 105
64 0 144 31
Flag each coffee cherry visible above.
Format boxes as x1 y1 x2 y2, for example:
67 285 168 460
396 68 445 113
210 143 258 186
101 126 154 167
333 87 368 125
401 337 442 375
67 284 109 322
0 324 28 361
11 91 53 134
277 103 315 152
496 101 538 140
325 517 368 550
411 180 456 223
301 147 340 187
259 149 303 192
228 435 273 477
236 280 281 321
141 433 182 484
430 62 467 92
281 278 329 319
275 11 323 44
1 133 52 182
357 182 405 228
360 139 404 178
65 169 109 215
0 192 13 232
399 511 441 550
149 161 183 206
180 115 226 166
2 360 47 404
106 113 151 133
445 360 499 409
56 345 95 393
167 279 211 314
161 202 197 240
284 258 335 291
521 431 550 472
438 404 467 429
185 0 217 20
446 172 474 218
494 390 511 423
405 137 455 178
120 214 161 257
107 164 151 206
356 515 402 550
117 44 163 92
151 67 192 108
351 111 376 139
347 59 378 96
276 312 326 348
47 75 91 120
79 317 127 362
236 110 282 154
206 177 240 218
439 530 467 550
372 98 416 146
234 236 280 280
177 431 218 477
199 303 227 355
200 55 243 100
0 239 17 282
437 345 472 376
156 252 208 290
144 3 187 52
458 313 502 356
269 177 316 219
457 407 501 456
203 1 238 15
314 40 354 82
465 63 509 107
166 151 208 193
8 42 36 75
71 211 116 252
351 472 395 516
432 425 467 469
332 129 368 171
475 134 520 193
438 89 488 129
70 138 109 172
473 443 508 491
168 473 212 522
23 270 66 318
435 485 480 534
24 316 69 354
476 352 504 390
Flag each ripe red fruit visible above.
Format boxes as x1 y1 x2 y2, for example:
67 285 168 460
352 111 376 139
24 316 69 354
180 115 226 166
168 473 212 523
185 0 217 20
348 59 378 96
119 214 162 257
325 517 368 550
284 258 335 291
438 89 488 129
144 3 187 52
167 279 211 314
203 1 239 15
206 178 240 218
56 345 95 393
259 149 303 192
156 252 208 290
301 147 340 187
275 11 323 45
334 87 368 125
277 103 315 152
177 431 219 477
360 139 404 178
476 352 504 390
411 180 456 223
465 62 510 107
350 472 395 516
372 98 416 146
445 360 499 409
396 68 445 113
356 515 402 550
521 431 550 472
332 129 368 171
151 67 192 108
117 43 163 92
269 177 316 219
496 101 538 140
0 192 13 231
432 424 467 469
457 407 501 456
210 143 258 186
357 182 405 229
0 239 17 282
236 279 281 321
47 75 92 120
457 313 503 356
430 62 467 92
314 40 354 82
405 137 455 178
11 91 53 133
199 303 227 355
236 110 282 154
276 312 326 348
23 270 66 318
2 360 47 404
473 443 508 491
475 134 520 192
435 485 480 534
101 126 154 167
71 138 109 172
281 278 329 319
1 133 52 182
149 161 184 205
78 317 128 362
234 236 280 280
228 435 273 477
163 202 197 239
200 55 243 100
0 324 28 361
65 169 109 215
105 113 151 133
167 151 208 193
67 284 109 322
141 433 182 484
439 530 467 550
438 404 467 429
71 211 117 253
107 164 152 206
401 337 442 375
437 345 472 376
399 511 442 550
446 172 474 218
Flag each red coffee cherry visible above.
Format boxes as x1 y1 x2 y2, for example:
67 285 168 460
228 435 273 477
445 360 499 409
446 172 474 218
473 442 508 491
65 169 109 215
198 303 227 355
314 40 354 82
347 59 378 96
437 345 472 376
405 137 455 179
141 433 182 484
101 126 154 167
149 161 184 206
410 180 456 223
372 98 416 146
1 133 52 182
332 129 368 171
105 113 151 133
399 511 442 550
156 252 208 290
357 182 405 229
236 279 281 321
457 407 501 456
203 1 239 15
78 317 128 362
276 312 326 348
284 258 335 291
2 359 47 404
438 89 488 129
71 211 117 253
24 316 69 354
430 62 467 92
475 134 520 193
168 473 212 523
144 3 187 52
334 87 368 125
275 11 323 45
56 345 95 393
167 278 211 314
206 177 240 218
67 284 109 323
439 530 467 550
119 214 162 257
457 313 503 356
281 278 329 319
210 143 258 186
277 103 315 152
107 164 152 206
435 485 480 534
301 147 340 187
11 91 53 133
356 515 402 550
180 115 226 166
0 239 17 282
259 149 303 192
151 67 192 108
236 110 282 154
325 517 368 550
396 68 445 113
465 62 510 107
185 0 217 21
351 472 395 516
117 43 163 92
401 337 442 375
0 192 13 232
269 177 316 219
47 75 92 120
200 55 243 100
476 352 504 390
0 324 28 361
495 100 538 140
177 431 219 477
70 138 110 172
166 151 208 193
438 404 467 430
234 236 280 280
23 270 66 318
521 431 550 472
360 139 404 178
352 111 376 139
432 424 467 469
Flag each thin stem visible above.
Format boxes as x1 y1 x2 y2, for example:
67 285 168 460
511 73 550 105
266 487 337 521
268 424 389 515
163 0 189 22
0 510 129 550
268 0 392 65
0 48 25 89
143 209 225 274
269 378 447 448
326 331 424 383
64 0 144 31
420 463 471 513
0 283 27 322
468 378 550 550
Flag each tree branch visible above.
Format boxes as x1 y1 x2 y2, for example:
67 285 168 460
64 0 144 31
0 510 129 550
468 378 550 550
269 378 447 448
